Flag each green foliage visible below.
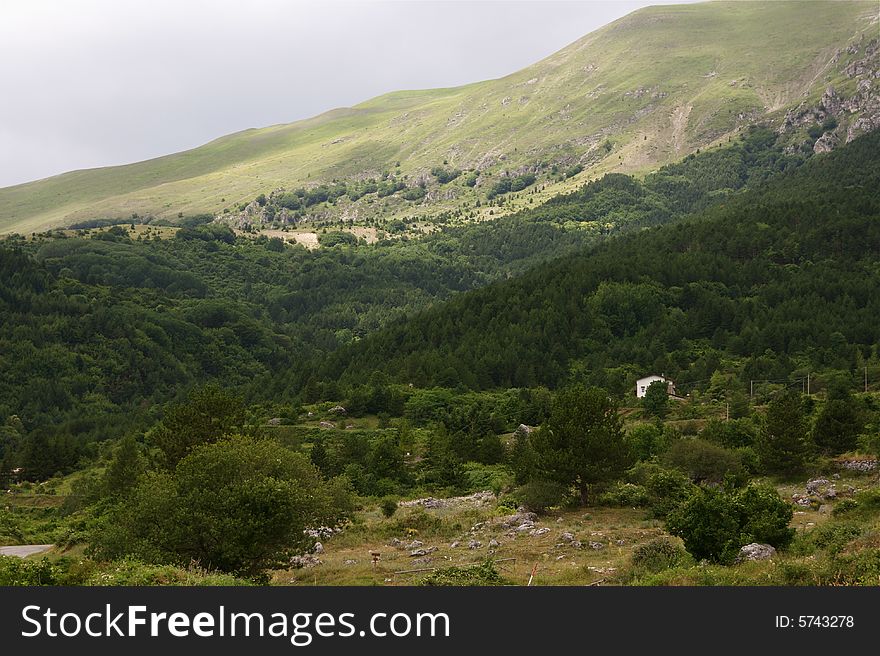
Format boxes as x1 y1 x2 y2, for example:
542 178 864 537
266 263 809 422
148 385 249 469
642 380 669 418
0 509 25 543
530 385 632 504
318 231 359 247
626 423 678 461
90 436 351 579
666 483 793 563
512 479 567 513
813 395 864 455
430 167 461 184
379 496 398 518
598 482 649 507
86 559 251 586
0 556 59 585
630 538 690 573
334 131 880 395
757 391 812 475
661 438 745 484
419 560 510 586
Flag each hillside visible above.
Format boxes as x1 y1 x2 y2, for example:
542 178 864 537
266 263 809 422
327 129 880 393
0 0 877 234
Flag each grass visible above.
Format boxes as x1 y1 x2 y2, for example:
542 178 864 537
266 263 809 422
0 1 874 234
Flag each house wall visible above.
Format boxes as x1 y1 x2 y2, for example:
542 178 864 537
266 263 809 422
635 375 666 398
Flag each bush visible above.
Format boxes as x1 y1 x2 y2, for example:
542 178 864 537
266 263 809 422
380 497 398 519
0 556 59 585
90 436 351 579
598 482 649 507
643 468 696 518
807 522 862 555
661 438 745 484
666 483 794 563
512 479 567 513
631 538 690 574
419 560 510 586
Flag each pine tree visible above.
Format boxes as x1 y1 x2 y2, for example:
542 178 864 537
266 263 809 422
531 385 632 505
757 391 812 475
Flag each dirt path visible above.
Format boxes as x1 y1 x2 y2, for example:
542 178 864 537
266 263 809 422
0 544 53 558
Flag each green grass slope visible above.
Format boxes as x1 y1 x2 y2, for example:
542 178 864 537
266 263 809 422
0 0 876 233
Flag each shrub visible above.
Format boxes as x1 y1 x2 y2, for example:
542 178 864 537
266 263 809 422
380 497 398 519
808 522 862 555
90 437 351 580
512 479 567 513
666 483 794 563
631 538 690 573
661 438 745 484
644 468 696 518
0 557 59 586
598 482 649 507
419 560 510 586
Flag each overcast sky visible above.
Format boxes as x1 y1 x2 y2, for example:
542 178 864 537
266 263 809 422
0 0 702 188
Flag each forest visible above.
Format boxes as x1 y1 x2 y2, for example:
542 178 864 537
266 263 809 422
3 129 880 588
0 127 813 476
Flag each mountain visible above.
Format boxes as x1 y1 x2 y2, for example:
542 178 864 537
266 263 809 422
0 0 877 235
326 129 880 394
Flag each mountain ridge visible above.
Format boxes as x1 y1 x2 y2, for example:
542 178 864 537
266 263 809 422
0 0 877 234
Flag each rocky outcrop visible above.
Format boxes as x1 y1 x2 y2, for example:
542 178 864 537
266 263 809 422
735 543 776 563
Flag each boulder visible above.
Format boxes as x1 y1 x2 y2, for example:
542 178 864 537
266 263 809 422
313 542 324 554
468 540 482 550
735 543 776 563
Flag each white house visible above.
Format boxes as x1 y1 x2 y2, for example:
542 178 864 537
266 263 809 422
635 375 676 398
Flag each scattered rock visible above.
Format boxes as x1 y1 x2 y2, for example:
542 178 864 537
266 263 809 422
488 539 500 548
343 559 358 566
529 527 551 537
328 405 347 415
555 555 566 561
588 541 605 551
500 510 537 529
410 549 428 557
405 540 423 550
450 541 460 549
818 504 831 515
570 540 583 549
735 543 776 563
837 458 878 472
290 554 323 568
615 540 626 546
313 542 324 554
468 540 482 550
318 421 335 429
560 532 576 543
267 417 282 426
399 491 496 510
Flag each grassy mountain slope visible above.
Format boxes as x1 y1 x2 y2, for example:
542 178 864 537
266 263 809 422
0 0 876 234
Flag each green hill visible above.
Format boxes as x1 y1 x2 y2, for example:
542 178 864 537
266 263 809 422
0 0 876 234
326 129 880 393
